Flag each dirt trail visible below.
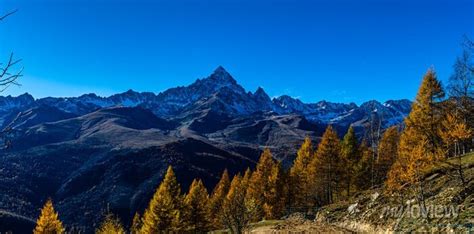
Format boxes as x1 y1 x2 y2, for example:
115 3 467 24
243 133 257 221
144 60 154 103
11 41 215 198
249 214 354 233
250 221 353 233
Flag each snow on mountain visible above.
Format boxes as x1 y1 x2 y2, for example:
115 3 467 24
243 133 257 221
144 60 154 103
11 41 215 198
0 66 412 129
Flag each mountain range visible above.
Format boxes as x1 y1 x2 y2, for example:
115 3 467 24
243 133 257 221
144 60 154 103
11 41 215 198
0 66 412 232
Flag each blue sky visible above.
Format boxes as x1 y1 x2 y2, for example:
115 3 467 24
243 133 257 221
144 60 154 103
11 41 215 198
0 0 473 104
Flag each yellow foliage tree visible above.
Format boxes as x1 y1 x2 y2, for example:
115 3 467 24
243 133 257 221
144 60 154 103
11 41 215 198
222 174 257 234
241 168 252 189
355 139 374 190
289 136 314 209
439 112 472 185
375 126 400 184
33 199 65 234
130 212 142 234
308 125 341 205
387 69 446 207
141 166 186 233
264 161 286 220
96 214 125 234
208 169 231 230
185 179 210 232
246 148 276 220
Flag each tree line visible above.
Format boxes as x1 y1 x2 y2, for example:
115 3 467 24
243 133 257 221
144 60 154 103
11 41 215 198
32 38 473 233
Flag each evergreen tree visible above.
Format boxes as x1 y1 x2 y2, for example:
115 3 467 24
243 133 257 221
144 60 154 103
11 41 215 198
208 169 231 230
375 126 400 184
246 148 276 220
34 199 65 234
308 126 341 205
185 179 211 233
130 212 142 234
340 126 360 197
96 214 125 234
141 166 185 233
289 136 314 209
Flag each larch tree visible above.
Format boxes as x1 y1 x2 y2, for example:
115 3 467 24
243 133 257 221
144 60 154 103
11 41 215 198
130 212 142 234
308 125 341 205
208 169 231 230
340 126 360 197
264 161 286 220
246 148 276 220
141 166 186 233
185 179 211 232
241 168 252 189
95 214 125 234
289 136 314 209
355 139 374 190
33 199 65 234
375 126 400 185
222 174 257 234
439 112 472 185
387 69 446 209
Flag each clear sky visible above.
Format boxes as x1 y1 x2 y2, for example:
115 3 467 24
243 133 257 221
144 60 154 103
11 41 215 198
0 0 473 104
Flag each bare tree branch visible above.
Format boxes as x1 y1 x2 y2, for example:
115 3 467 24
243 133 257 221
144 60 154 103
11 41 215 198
0 53 23 88
0 9 18 21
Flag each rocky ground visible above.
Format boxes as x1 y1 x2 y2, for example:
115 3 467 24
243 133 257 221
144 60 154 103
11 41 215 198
317 153 473 233
247 153 474 233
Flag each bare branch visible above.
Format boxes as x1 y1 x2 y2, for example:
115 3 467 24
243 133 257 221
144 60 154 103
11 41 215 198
0 53 22 88
0 9 18 21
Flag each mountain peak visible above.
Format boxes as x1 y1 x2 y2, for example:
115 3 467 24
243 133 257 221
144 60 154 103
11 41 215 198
254 87 266 95
209 66 236 84
253 87 271 102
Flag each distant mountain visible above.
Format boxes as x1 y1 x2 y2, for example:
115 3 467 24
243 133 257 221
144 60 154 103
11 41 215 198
0 66 411 130
0 66 412 232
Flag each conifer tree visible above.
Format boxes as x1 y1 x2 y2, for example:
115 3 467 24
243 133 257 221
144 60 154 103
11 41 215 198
130 212 142 234
96 213 125 234
387 69 446 208
264 161 286 220
375 126 400 184
141 166 185 233
289 136 314 209
308 126 341 205
439 112 472 185
34 199 65 234
401 69 445 155
246 149 276 220
340 126 360 197
222 174 256 234
355 139 374 190
208 169 231 230
241 168 252 189
185 179 211 233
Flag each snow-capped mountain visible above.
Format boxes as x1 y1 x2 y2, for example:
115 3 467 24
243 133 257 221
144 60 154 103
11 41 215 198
0 66 411 130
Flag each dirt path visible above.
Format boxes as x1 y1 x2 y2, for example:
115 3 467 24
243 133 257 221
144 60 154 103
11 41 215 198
250 220 354 233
